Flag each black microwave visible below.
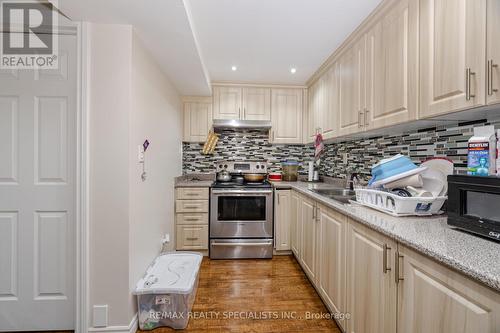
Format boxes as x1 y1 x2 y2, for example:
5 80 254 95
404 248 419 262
448 175 500 242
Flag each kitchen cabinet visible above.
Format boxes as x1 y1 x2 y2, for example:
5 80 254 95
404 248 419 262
300 195 318 282
317 205 347 331
346 218 397 333
242 87 271 120
397 244 500 333
213 85 271 121
419 0 486 118
213 86 242 119
487 0 500 105
183 98 213 142
365 0 418 130
290 191 301 257
338 36 366 136
306 68 336 143
270 88 303 144
274 189 291 251
175 187 209 251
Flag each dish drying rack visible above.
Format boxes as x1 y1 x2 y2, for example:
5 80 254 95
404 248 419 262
354 188 446 217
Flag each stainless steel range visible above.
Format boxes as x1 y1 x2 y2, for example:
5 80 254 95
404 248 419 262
210 161 273 259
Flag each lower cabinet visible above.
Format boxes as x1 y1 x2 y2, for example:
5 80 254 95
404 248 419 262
274 189 291 251
318 205 347 331
397 245 500 333
288 190 500 333
300 194 318 282
176 225 208 250
346 218 397 333
290 190 302 257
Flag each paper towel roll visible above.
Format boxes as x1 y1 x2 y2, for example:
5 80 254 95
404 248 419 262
308 161 314 181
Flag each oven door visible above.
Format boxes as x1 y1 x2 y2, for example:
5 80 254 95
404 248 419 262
210 188 273 238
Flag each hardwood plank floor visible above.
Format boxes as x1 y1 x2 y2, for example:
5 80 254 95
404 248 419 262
137 255 341 332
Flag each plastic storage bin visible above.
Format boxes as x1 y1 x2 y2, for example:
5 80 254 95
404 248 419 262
133 252 202 330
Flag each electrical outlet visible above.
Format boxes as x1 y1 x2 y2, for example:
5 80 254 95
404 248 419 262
162 234 170 244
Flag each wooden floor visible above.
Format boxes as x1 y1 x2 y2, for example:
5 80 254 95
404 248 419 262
138 255 341 333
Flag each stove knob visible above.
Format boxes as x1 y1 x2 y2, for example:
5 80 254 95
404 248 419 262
224 164 228 169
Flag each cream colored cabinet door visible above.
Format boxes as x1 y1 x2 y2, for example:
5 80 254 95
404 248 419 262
242 87 271 120
346 218 397 333
419 0 486 118
183 101 213 142
322 64 338 140
318 206 347 331
487 0 500 105
397 244 500 333
306 80 320 143
338 36 366 136
213 86 242 119
274 190 291 251
300 195 318 282
270 88 303 144
290 191 301 258
365 0 418 130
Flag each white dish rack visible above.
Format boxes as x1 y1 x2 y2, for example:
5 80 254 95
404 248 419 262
354 188 447 216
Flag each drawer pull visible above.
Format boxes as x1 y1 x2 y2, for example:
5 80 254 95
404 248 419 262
184 218 200 221
186 237 199 241
184 205 199 209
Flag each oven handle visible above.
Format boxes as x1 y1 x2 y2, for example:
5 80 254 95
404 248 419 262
211 189 273 195
211 241 273 247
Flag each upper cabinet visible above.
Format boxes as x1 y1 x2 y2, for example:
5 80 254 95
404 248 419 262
338 36 366 136
213 86 242 119
183 97 213 142
419 0 486 118
487 0 500 105
365 0 418 129
213 85 271 121
242 87 271 120
270 88 304 144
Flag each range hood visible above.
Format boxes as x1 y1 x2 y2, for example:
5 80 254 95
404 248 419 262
212 119 272 130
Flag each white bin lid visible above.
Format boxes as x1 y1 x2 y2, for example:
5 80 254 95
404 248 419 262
133 252 202 295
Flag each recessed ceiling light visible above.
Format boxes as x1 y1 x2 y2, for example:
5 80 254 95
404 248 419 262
231 65 237 71
290 68 297 74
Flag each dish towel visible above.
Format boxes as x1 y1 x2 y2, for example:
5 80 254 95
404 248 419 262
314 133 324 160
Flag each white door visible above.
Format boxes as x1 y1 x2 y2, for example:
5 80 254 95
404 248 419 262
0 33 77 331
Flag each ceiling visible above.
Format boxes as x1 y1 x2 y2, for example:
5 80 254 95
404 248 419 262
54 0 382 95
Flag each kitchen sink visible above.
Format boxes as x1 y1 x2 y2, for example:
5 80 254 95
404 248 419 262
311 188 356 204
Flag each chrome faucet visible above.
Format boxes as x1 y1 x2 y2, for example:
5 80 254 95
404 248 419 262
346 172 360 190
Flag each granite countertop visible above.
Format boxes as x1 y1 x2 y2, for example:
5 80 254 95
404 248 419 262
273 181 500 292
174 173 214 188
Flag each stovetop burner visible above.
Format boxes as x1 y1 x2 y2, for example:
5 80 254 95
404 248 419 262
211 180 272 189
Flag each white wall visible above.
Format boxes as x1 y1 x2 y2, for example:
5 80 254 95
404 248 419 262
88 23 133 328
87 23 182 329
128 31 183 318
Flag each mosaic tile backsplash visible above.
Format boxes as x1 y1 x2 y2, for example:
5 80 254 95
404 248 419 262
182 118 500 178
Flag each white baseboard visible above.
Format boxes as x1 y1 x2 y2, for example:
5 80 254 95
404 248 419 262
88 314 137 333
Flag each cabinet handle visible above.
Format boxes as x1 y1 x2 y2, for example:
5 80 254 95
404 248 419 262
312 204 316 220
358 110 363 128
488 60 498 96
277 194 280 205
316 206 320 222
364 108 369 127
395 251 404 284
466 68 476 100
238 107 241 118
186 237 199 241
184 205 199 209
272 130 275 142
383 244 391 274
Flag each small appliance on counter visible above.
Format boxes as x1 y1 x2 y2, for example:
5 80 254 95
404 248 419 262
448 175 500 242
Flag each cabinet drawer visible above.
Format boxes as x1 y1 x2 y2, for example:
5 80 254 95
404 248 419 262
176 213 208 225
175 200 209 213
176 187 209 200
176 225 208 250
